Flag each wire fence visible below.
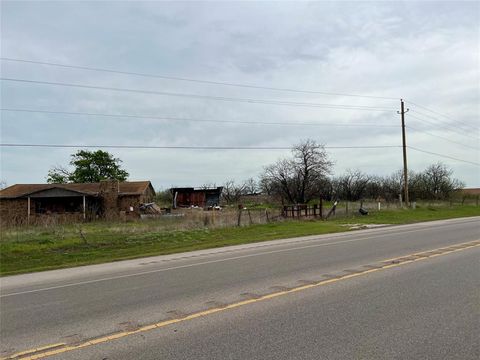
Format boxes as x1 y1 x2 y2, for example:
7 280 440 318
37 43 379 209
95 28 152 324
1 198 478 243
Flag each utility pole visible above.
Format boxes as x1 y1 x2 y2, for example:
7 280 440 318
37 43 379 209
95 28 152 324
398 99 409 207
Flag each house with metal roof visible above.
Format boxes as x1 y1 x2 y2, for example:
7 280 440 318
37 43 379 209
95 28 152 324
0 180 155 225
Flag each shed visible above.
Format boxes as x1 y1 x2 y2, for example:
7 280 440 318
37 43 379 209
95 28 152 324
171 187 223 208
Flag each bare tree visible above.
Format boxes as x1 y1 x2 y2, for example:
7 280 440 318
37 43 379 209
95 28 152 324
420 163 464 199
380 170 404 201
199 183 217 189
364 175 383 200
335 169 370 201
222 180 246 204
377 163 463 201
242 178 258 195
261 139 333 204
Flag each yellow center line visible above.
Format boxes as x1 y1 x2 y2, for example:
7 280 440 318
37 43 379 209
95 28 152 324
3 240 479 360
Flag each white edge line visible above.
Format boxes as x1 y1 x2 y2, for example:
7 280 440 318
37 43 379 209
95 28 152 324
1 223 471 298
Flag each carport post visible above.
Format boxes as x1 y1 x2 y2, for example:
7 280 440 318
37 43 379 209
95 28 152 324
83 196 86 220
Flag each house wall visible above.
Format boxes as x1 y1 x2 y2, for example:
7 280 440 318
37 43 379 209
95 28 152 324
142 185 156 203
118 195 142 217
0 198 28 226
99 180 119 220
104 180 154 218
118 187 155 217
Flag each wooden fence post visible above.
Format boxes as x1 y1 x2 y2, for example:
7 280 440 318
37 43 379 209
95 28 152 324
326 201 338 220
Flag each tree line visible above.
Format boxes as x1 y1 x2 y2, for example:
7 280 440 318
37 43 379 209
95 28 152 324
223 139 464 204
46 142 465 205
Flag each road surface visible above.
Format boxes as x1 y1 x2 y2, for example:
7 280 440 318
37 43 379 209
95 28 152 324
1 217 479 359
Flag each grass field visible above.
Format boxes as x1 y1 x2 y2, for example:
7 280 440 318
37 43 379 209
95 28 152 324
1 204 478 275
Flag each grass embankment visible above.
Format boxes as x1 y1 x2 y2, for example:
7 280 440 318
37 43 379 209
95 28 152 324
1 205 478 275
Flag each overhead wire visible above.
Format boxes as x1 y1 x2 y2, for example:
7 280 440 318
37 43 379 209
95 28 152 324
406 99 478 131
407 146 480 166
407 113 478 141
0 143 401 150
0 108 398 128
0 77 395 112
409 109 477 136
406 124 479 150
0 57 399 100
2 58 477 170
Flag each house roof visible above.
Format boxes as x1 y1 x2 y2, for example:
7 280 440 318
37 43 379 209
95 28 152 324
0 181 153 199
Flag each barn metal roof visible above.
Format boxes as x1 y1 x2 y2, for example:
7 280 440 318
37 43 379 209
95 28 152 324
0 181 153 199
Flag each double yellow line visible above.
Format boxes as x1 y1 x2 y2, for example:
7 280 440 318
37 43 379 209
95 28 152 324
4 239 480 360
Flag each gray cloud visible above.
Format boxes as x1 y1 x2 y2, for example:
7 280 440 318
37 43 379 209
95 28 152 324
1 1 478 188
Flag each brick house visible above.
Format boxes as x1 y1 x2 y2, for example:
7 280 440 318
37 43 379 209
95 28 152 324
0 180 155 226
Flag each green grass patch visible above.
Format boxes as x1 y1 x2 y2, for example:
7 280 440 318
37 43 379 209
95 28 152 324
1 205 478 275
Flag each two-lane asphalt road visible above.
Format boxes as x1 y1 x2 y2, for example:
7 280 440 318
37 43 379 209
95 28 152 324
1 217 479 359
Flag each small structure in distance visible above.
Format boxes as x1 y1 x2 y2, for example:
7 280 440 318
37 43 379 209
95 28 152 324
171 187 223 209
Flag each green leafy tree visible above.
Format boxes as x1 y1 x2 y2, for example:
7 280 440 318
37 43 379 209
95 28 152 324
47 150 129 183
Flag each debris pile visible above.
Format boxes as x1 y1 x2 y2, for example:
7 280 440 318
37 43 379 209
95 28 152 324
139 202 162 214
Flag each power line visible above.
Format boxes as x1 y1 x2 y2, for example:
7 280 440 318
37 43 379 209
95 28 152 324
412 109 468 133
0 108 398 128
0 57 399 100
408 113 478 141
406 99 478 131
410 109 477 136
406 125 479 150
0 143 402 150
0 77 395 112
412 109 478 133
408 146 480 166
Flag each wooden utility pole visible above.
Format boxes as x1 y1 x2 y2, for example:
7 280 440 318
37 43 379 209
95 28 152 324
398 99 409 206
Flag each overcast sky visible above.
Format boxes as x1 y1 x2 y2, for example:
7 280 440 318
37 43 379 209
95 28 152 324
1 1 479 190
